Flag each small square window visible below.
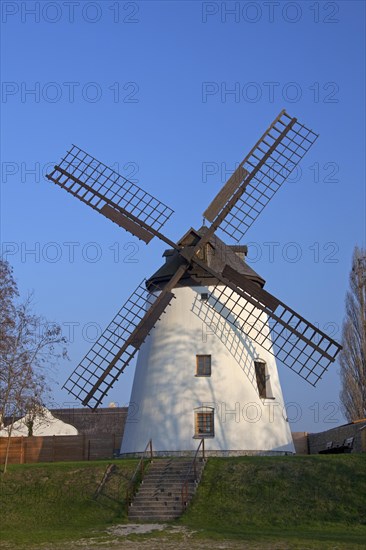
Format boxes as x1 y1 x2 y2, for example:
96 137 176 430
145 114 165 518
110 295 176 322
200 293 209 301
196 355 211 376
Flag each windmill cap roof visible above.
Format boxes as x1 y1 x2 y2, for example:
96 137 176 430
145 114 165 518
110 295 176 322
147 226 265 290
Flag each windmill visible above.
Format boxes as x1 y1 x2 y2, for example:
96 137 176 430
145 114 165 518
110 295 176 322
46 110 341 455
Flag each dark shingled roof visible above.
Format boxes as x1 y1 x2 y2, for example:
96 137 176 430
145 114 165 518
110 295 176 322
147 226 265 290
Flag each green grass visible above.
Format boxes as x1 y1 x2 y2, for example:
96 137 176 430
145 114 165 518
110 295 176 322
180 455 366 547
0 459 138 545
1 455 365 548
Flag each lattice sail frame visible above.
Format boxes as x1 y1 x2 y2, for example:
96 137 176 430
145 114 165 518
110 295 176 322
63 280 173 408
47 145 174 243
205 110 319 243
50 110 341 407
205 280 341 386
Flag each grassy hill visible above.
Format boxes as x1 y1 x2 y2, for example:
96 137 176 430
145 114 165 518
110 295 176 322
0 455 365 548
0 459 137 546
180 455 366 547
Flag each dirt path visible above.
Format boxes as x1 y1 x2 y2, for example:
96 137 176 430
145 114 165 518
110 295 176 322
0 525 296 550
3 525 363 550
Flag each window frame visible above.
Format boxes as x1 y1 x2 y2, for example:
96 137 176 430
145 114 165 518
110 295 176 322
194 407 214 438
254 359 274 399
254 360 267 398
196 354 212 377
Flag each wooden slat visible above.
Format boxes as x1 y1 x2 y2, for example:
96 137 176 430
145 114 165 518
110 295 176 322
130 291 175 348
82 289 175 405
222 264 280 311
0 434 121 464
80 264 187 407
204 166 249 222
100 204 154 243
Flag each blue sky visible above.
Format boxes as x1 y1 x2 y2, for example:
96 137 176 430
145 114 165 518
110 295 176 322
1 0 365 432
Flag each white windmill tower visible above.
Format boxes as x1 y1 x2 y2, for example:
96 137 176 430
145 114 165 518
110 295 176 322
47 110 342 456
120 229 296 455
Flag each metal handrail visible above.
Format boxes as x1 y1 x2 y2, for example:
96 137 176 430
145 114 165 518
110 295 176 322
181 438 205 508
94 463 117 500
125 439 153 509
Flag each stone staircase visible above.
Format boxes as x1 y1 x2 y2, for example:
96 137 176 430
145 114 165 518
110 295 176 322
128 457 205 521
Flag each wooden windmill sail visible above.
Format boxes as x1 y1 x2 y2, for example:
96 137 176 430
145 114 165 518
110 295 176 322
46 110 342 454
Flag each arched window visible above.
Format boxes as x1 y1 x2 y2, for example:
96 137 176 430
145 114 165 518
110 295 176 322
194 406 214 438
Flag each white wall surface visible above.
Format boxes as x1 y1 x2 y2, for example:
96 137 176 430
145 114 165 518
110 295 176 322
121 286 294 454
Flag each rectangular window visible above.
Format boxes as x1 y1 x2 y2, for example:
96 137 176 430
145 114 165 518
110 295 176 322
196 355 211 376
195 411 214 437
254 360 267 398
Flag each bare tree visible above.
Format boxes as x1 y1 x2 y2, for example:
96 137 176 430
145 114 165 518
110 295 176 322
339 246 366 421
0 259 68 472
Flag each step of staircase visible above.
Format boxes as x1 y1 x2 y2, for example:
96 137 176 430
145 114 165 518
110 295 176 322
128 458 205 521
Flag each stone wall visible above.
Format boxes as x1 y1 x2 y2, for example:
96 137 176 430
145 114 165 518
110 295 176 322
51 407 127 446
120 449 292 458
308 419 366 454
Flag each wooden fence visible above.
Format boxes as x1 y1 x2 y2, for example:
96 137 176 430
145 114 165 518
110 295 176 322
0 433 122 464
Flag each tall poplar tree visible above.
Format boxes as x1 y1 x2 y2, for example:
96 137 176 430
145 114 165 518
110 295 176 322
339 246 366 421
